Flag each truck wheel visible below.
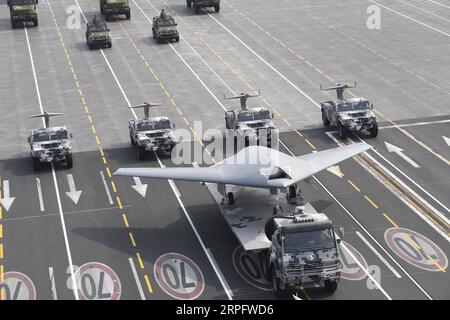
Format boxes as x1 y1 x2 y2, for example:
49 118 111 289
34 18 38 27
194 3 200 14
33 158 40 172
338 122 348 139
324 280 338 293
125 12 131 20
322 110 330 127
264 218 276 240
130 135 136 146
11 21 16 29
105 14 110 21
186 0 192 8
271 267 287 299
66 155 73 169
108 42 112 48
214 4 220 12
88 43 93 50
157 37 162 44
369 122 378 138
175 36 180 42
137 147 145 161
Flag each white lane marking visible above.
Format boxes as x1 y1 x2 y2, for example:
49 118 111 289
380 119 450 129
48 267 58 300
206 248 234 299
424 0 450 9
356 231 402 279
278 139 433 300
100 171 113 205
0 180 15 212
131 177 148 198
65 174 82 204
385 142 421 168
155 154 233 300
128 257 146 300
36 178 45 211
73 0 232 300
443 136 450 146
340 242 392 299
24 26 79 300
370 0 450 37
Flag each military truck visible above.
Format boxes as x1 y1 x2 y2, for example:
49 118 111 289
27 112 73 171
320 82 378 139
86 16 112 49
152 14 179 43
186 0 220 14
129 101 177 160
224 92 276 148
264 207 342 298
7 0 38 29
100 0 130 21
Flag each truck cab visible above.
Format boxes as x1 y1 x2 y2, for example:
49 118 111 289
152 15 179 43
267 209 342 297
186 0 220 14
7 0 38 29
100 0 130 21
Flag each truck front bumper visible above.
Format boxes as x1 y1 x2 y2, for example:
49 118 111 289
104 7 130 14
194 0 220 7
11 14 37 21
282 269 341 289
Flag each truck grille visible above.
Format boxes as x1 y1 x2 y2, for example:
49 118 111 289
43 143 59 149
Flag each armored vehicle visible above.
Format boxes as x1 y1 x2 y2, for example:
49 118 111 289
265 207 342 297
7 0 38 29
27 112 73 171
86 16 112 49
129 101 177 160
186 0 220 14
320 82 378 139
225 92 276 147
100 0 130 20
152 13 179 43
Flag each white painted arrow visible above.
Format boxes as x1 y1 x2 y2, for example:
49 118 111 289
65 174 82 204
326 165 345 178
0 180 15 211
385 142 420 168
443 136 450 146
132 177 148 198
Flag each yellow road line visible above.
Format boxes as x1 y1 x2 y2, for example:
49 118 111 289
136 253 144 269
0 244 3 259
122 214 130 228
106 167 112 178
129 232 136 247
0 224 3 238
304 139 316 150
282 118 292 126
116 197 123 210
347 180 361 192
383 213 399 228
99 147 105 158
364 195 379 209
111 181 117 193
427 255 446 272
144 274 153 294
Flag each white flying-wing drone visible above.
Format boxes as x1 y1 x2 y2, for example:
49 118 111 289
114 143 371 205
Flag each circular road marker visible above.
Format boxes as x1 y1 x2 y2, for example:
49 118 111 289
0 271 36 300
154 253 205 300
338 241 368 281
385 227 448 272
232 246 271 291
74 262 121 300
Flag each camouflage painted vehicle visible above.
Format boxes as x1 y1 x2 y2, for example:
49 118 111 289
86 17 112 49
27 112 73 171
265 208 342 297
152 15 179 43
186 0 220 14
320 83 378 139
100 0 130 21
7 0 38 29
224 92 276 147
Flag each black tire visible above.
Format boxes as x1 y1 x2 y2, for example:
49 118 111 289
11 20 16 29
214 4 220 12
271 267 286 299
322 110 330 128
152 30 156 39
338 122 348 139
66 155 73 169
108 42 112 48
130 135 136 146
88 43 93 50
175 36 179 42
32 158 40 172
227 192 235 205
264 218 276 240
125 12 130 20
105 14 110 21
34 18 38 27
158 37 163 44
324 280 338 293
137 147 145 161
369 122 378 138
186 0 191 8
194 4 200 14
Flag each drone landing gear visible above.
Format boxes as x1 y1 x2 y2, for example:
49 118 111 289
286 184 304 206
218 183 235 206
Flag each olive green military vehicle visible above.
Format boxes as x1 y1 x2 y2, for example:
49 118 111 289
152 15 179 43
186 0 220 14
86 17 112 49
7 0 38 29
100 0 130 21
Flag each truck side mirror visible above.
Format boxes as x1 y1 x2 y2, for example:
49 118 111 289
172 123 176 129
70 133 73 138
371 104 374 109
271 113 274 119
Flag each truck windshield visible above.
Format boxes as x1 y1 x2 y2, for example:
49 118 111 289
283 228 336 253
159 19 175 27
33 131 68 142
137 120 170 131
107 0 127 3
11 0 35 4
353 100 370 110
337 101 370 112
237 110 270 122
253 110 271 120
90 24 108 32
